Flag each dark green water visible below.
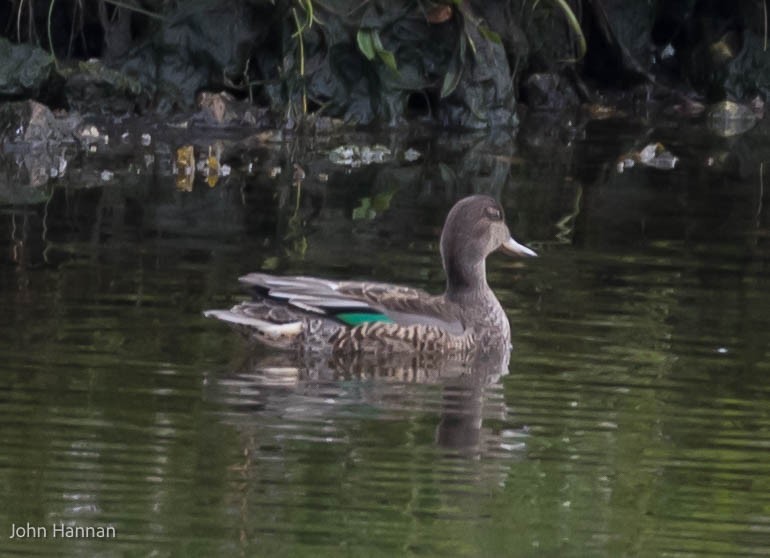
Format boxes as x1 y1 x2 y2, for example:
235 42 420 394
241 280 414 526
1 120 769 556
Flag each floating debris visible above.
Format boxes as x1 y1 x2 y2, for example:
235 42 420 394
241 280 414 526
80 125 100 140
141 133 152 146
79 124 108 149
352 191 395 220
617 142 678 173
329 146 355 165
617 158 634 173
100 170 114 181
403 148 421 162
706 100 758 137
329 144 392 167
584 103 626 120
49 156 67 178
269 166 282 178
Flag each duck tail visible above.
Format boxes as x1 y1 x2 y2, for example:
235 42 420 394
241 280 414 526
203 310 303 349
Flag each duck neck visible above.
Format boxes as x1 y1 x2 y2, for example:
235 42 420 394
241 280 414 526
444 255 491 303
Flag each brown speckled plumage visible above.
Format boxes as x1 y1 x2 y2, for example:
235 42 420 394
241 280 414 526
204 195 536 356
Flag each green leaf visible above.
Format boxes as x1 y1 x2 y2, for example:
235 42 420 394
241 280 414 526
478 25 502 45
356 30 375 60
440 65 459 99
551 0 587 61
464 21 477 55
301 0 313 28
377 49 398 71
371 30 397 71
357 29 397 70
372 30 385 51
440 34 466 99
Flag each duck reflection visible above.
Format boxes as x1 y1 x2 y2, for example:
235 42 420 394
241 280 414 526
210 343 521 458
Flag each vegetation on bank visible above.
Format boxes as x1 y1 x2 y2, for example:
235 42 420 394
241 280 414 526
1 1 769 127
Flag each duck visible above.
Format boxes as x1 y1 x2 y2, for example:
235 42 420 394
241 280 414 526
204 195 537 356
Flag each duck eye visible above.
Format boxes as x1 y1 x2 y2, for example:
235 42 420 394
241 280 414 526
485 206 502 221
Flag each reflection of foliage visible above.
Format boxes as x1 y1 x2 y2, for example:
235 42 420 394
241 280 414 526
175 145 195 192
282 161 308 260
555 184 581 243
352 190 396 221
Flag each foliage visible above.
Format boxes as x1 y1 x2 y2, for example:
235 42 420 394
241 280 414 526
2 1 770 124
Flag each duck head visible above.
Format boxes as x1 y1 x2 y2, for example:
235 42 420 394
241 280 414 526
440 195 536 297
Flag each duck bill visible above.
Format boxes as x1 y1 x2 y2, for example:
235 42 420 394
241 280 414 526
500 236 537 257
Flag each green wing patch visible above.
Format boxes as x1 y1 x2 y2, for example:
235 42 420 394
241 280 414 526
336 312 394 326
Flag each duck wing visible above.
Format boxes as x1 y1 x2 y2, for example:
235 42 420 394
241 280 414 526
239 273 464 335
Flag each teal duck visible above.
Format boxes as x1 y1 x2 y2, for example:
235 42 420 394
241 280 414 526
204 195 536 356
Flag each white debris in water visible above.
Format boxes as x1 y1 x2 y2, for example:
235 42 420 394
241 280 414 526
49 156 67 178
638 143 658 163
100 170 114 181
404 147 421 162
220 164 231 177
329 144 392 166
80 125 100 139
617 158 635 173
648 151 678 170
121 132 130 142
618 143 678 172
141 133 152 146
360 145 391 164
329 145 356 165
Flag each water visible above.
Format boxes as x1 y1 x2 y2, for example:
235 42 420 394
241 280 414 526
1 118 769 556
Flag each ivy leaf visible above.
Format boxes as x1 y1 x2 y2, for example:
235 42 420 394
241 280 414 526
357 29 398 71
372 30 398 71
356 30 375 60
377 49 398 71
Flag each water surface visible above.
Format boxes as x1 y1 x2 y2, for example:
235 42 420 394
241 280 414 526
1 119 769 556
